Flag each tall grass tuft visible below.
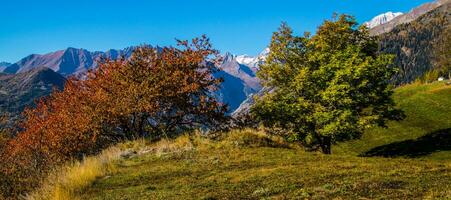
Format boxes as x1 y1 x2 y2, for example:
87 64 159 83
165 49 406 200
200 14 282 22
27 147 123 200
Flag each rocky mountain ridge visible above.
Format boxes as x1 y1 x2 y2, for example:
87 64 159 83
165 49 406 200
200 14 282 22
1 47 267 113
370 0 451 35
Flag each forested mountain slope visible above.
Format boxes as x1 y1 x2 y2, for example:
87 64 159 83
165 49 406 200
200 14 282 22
378 3 450 84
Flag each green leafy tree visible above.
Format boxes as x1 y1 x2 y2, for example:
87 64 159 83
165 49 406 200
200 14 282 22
252 15 404 154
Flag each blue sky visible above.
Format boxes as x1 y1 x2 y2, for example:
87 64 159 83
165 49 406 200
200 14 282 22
0 0 431 62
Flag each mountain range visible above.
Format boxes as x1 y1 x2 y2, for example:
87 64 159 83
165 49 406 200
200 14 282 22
2 47 136 76
0 47 266 114
369 0 450 35
0 0 448 116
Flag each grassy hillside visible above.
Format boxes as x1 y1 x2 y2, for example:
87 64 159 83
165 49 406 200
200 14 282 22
82 145 449 199
336 81 451 159
30 82 451 199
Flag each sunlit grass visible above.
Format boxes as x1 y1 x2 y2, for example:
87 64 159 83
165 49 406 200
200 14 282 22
335 81 451 159
77 132 450 199
28 82 451 199
27 147 124 200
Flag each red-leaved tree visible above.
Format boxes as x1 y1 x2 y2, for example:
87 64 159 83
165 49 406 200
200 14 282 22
0 36 227 198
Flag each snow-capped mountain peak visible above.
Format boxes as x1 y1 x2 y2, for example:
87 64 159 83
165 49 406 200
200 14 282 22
365 11 403 29
236 55 256 65
235 48 269 69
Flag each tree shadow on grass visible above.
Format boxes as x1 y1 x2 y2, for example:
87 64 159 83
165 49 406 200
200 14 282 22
361 128 451 158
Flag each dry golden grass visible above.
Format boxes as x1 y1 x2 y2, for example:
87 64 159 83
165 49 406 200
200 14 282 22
26 135 201 200
26 146 124 200
26 130 284 200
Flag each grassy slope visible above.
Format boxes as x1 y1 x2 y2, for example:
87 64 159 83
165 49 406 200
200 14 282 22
336 82 451 159
73 82 450 199
81 147 450 199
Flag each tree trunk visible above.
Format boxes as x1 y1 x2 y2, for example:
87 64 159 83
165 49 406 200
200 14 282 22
138 114 148 138
320 136 332 154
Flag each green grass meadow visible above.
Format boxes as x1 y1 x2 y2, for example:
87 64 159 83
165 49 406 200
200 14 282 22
34 82 451 200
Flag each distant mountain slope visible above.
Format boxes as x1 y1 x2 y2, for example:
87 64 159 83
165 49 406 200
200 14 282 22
2 47 264 113
365 12 403 29
370 0 450 35
232 87 270 117
0 62 11 72
378 2 450 84
216 52 264 111
0 67 66 114
3 47 136 76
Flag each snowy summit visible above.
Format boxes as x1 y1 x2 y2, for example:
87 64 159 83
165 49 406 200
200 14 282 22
365 11 403 29
236 48 270 70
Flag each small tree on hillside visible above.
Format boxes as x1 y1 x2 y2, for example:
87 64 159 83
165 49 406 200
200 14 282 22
8 36 227 162
87 36 228 139
252 15 404 154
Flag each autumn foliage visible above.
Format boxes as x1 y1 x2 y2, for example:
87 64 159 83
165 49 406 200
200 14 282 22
0 36 227 198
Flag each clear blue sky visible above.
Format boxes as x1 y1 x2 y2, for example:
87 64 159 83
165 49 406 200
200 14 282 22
0 0 431 62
